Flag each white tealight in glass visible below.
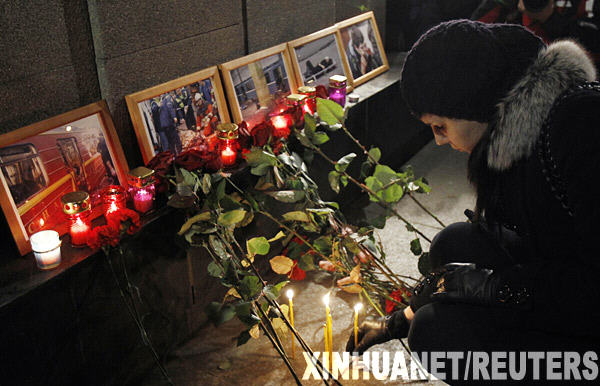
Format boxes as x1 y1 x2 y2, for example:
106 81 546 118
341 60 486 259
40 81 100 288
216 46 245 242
30 230 62 270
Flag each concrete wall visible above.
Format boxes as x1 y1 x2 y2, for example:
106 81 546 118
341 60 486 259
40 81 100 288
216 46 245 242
1 0 386 167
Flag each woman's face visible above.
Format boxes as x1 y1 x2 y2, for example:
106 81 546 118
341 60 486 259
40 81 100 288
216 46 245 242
420 114 488 154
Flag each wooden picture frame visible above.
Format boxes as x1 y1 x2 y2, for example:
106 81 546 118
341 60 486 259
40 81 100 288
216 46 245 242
0 101 129 255
288 26 353 92
125 66 230 164
220 43 297 128
336 11 389 87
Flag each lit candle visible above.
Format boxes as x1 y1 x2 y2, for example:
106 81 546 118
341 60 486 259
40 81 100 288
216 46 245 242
354 303 362 349
133 188 154 213
70 216 91 245
103 185 127 218
127 167 156 214
270 114 290 130
221 144 237 166
217 123 239 168
61 191 92 247
323 292 333 369
287 289 295 359
30 230 62 270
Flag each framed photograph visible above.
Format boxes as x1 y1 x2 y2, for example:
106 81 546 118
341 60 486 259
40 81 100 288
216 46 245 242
125 66 230 164
220 43 297 128
288 26 353 91
0 101 129 255
337 11 389 87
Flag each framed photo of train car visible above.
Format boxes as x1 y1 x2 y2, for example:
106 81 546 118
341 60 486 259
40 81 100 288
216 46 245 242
288 26 353 91
0 101 129 255
125 66 231 164
220 43 297 128
336 11 389 87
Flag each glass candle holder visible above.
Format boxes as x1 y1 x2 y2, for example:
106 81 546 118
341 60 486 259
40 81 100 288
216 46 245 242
127 166 156 214
217 123 239 167
102 185 127 218
328 75 347 107
30 230 62 270
297 85 317 115
61 191 92 247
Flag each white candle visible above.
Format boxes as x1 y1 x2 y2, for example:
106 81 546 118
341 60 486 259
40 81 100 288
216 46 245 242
30 230 62 270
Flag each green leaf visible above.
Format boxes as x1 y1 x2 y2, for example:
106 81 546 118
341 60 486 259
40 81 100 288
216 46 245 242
298 253 315 271
180 168 198 188
216 179 226 200
209 235 228 258
313 235 332 255
247 237 270 256
409 177 432 194
268 230 286 243
328 170 341 193
207 261 224 278
382 183 403 203
201 173 212 195
217 209 247 226
205 302 236 326
244 148 278 167
317 98 344 126
368 147 382 163
240 275 262 298
373 164 400 185
264 190 305 203
236 330 251 346
312 131 330 145
335 153 356 172
410 238 423 256
304 113 317 137
418 252 432 276
250 163 271 176
264 280 289 300
296 130 313 147
360 161 372 179
282 211 311 222
340 175 348 187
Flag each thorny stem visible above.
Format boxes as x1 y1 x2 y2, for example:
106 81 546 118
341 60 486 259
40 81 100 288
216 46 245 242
362 288 384 317
340 123 446 228
257 318 303 386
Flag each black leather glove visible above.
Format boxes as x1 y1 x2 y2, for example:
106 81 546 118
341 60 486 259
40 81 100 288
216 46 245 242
410 271 444 312
431 263 500 305
345 309 409 355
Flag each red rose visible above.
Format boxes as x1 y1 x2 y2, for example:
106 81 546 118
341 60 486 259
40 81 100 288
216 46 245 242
385 287 411 314
251 121 273 147
315 85 328 99
147 151 174 177
107 208 141 235
87 224 120 249
174 149 206 171
288 260 306 281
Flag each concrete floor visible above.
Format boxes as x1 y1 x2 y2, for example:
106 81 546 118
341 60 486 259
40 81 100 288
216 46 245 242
143 141 475 386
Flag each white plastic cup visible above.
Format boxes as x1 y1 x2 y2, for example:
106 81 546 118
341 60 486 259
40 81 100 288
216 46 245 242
30 230 62 270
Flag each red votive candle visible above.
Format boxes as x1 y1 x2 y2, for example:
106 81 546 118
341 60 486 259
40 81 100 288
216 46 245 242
127 166 156 214
297 85 316 115
217 123 239 168
102 185 127 218
61 191 92 247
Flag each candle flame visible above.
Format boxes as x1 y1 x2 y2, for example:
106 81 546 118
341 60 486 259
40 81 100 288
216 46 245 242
354 303 363 313
74 216 85 225
39 218 45 227
107 201 118 213
286 289 294 300
323 292 330 307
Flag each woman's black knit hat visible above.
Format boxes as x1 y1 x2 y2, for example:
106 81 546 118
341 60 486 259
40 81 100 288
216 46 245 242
401 20 545 123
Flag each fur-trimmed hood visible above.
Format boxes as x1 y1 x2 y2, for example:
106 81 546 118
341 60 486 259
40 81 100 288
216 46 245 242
487 40 597 171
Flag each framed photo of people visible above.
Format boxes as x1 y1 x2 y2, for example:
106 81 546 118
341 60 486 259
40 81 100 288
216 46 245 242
125 66 231 164
288 26 353 91
0 101 129 255
220 43 297 128
337 11 389 87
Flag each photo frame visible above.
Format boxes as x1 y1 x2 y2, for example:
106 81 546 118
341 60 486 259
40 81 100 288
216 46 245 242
125 66 231 164
220 43 297 128
0 101 129 255
288 26 353 91
336 11 389 87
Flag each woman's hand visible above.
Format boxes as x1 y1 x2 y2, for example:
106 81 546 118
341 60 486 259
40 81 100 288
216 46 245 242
431 263 499 304
346 309 410 355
